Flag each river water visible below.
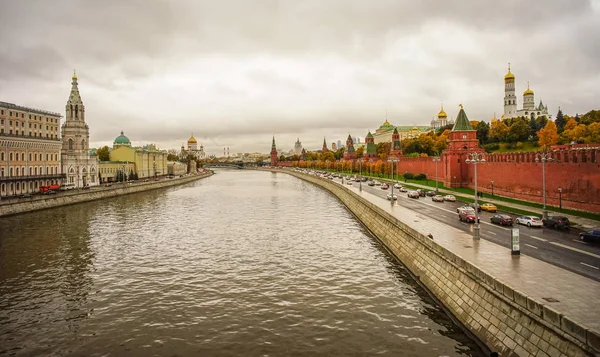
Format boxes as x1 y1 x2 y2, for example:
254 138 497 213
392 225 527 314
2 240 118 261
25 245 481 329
0 169 485 356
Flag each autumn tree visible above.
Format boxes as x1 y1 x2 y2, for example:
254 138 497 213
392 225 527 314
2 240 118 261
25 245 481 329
537 121 559 149
564 118 578 131
588 122 600 143
355 146 364 158
555 108 566 132
508 117 531 142
580 110 600 125
96 145 110 161
489 119 509 142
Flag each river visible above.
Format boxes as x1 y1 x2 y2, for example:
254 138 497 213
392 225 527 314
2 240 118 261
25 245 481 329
0 169 485 356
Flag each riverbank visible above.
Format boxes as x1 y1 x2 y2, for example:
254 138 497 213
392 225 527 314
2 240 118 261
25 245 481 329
0 171 213 217
266 168 599 357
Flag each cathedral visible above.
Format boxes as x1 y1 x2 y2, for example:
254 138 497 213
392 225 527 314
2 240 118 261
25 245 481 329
180 133 205 159
503 64 550 120
61 71 99 187
430 105 455 130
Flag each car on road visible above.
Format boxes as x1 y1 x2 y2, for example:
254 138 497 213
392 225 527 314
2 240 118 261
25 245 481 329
425 190 436 197
374 181 382 186
458 207 479 223
469 203 481 212
480 203 497 212
386 193 398 201
515 216 543 227
399 187 408 192
407 190 420 199
580 229 600 243
19 194 32 198
367 180 375 186
490 214 514 226
542 216 570 230
457 205 471 213
393 183 402 189
346 181 353 185
432 195 444 202
444 195 456 202
45 190 57 195
381 183 389 190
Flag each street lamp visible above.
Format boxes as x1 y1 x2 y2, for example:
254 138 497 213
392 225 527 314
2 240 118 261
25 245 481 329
558 187 562 210
432 156 441 193
388 157 398 204
491 180 494 198
358 158 363 191
535 152 553 219
465 152 486 240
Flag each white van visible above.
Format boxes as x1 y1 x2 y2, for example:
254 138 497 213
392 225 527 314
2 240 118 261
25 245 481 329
60 183 76 191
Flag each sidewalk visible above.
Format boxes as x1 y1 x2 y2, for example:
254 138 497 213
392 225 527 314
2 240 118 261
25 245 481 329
337 178 600 331
381 178 600 230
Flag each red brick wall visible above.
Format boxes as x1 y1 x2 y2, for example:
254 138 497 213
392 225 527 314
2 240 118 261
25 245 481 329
396 157 444 182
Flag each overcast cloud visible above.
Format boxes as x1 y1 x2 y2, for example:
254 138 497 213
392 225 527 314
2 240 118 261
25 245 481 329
1 0 599 155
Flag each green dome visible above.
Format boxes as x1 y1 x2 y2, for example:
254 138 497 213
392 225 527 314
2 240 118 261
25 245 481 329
114 130 131 145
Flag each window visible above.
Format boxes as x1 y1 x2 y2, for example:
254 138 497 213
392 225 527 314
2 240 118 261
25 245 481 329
30 153 32 161
68 139 73 150
21 153 25 161
0 153 3 160
9 153 12 161
29 114 31 119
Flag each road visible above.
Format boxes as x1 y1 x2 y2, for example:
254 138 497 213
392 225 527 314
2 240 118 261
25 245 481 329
332 176 600 282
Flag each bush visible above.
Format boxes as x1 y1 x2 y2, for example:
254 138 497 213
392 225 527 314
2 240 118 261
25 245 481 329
414 173 427 180
515 142 523 149
403 172 414 180
506 142 515 149
483 143 499 153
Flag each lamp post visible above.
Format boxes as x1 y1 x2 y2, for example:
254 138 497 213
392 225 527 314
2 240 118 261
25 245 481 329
358 158 363 191
388 157 398 204
153 159 157 179
558 187 562 210
465 152 486 240
491 180 494 198
535 152 553 219
432 156 441 193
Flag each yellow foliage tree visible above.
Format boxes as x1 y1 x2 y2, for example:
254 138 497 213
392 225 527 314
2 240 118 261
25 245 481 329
588 122 600 143
564 118 578 131
537 121 559 149
489 120 509 142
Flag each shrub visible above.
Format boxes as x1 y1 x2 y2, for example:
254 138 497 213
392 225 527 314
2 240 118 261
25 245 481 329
403 172 414 180
414 173 427 180
515 142 523 149
483 143 499 152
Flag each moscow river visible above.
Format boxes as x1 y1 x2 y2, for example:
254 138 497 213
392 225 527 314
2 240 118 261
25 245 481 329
0 169 485 356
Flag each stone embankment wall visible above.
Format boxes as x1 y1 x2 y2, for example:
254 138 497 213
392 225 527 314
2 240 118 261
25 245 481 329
282 170 599 357
0 172 212 217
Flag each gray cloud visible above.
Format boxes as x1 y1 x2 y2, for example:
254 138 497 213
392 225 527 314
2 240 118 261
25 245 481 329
0 0 598 154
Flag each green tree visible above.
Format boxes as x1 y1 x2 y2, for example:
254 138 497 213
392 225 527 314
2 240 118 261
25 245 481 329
355 146 364 158
96 145 110 161
508 117 532 142
476 121 489 144
128 170 135 181
555 108 566 132
334 148 345 160
580 109 600 125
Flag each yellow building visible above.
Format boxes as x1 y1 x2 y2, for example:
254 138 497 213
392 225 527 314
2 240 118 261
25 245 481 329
372 119 432 144
99 131 168 180
98 161 136 183
168 161 187 176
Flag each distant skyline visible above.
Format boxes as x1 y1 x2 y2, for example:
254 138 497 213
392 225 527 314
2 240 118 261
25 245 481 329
1 0 599 154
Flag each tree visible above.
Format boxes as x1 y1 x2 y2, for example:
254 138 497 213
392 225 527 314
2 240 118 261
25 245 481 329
96 145 110 161
320 151 336 162
508 118 531 142
537 121 559 149
588 122 600 143
489 119 509 142
355 146 364 158
476 121 490 145
555 108 566 132
128 170 135 181
564 118 578 131
580 109 600 125
565 124 589 143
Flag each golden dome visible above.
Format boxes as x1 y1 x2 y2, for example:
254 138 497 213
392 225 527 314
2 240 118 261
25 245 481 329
504 63 514 80
523 83 534 96
412 125 418 130
72 69 77 80
437 105 447 119
188 134 197 143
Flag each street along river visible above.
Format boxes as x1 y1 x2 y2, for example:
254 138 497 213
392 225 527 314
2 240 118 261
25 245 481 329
0 169 485 356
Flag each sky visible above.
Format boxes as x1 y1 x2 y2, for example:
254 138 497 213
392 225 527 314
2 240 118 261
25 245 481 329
1 0 599 155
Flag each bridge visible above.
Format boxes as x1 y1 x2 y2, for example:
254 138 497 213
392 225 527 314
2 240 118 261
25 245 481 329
204 161 263 169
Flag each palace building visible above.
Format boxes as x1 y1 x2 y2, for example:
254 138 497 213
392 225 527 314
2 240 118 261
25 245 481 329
0 101 63 197
372 119 432 144
503 64 550 120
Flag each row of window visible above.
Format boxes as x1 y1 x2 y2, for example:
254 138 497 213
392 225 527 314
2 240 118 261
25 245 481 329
1 180 59 194
1 152 59 161
0 110 59 123
0 119 59 127
0 129 59 139
0 166 59 177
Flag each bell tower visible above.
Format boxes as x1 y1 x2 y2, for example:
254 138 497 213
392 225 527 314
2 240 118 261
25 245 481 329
270 136 278 166
442 105 482 187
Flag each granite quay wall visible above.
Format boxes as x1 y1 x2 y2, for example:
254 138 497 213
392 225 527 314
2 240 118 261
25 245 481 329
281 169 599 357
0 172 213 217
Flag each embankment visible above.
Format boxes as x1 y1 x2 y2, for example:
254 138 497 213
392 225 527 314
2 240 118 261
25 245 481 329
0 172 212 217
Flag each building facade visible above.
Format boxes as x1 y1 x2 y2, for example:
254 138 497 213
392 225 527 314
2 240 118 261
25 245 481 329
61 71 99 188
180 134 205 159
372 119 432 144
343 134 356 160
503 64 550 120
0 102 64 197
102 131 168 180
430 105 455 130
294 138 303 156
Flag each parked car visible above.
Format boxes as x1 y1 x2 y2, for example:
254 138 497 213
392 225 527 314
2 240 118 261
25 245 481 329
407 190 420 199
580 229 600 243
346 181 353 185
368 180 376 186
381 183 389 190
458 208 479 223
542 216 570 230
425 190 436 197
399 187 408 192
480 203 497 212
386 193 398 201
393 183 402 189
490 214 514 226
432 195 444 202
374 181 382 186
515 216 543 227
444 195 456 202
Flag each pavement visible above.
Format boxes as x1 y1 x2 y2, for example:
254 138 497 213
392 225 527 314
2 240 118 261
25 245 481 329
370 177 600 230
326 173 600 332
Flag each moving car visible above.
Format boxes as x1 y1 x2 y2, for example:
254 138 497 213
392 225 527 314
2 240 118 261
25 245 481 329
469 202 481 212
542 216 570 230
346 181 353 185
515 216 543 227
407 190 420 199
580 229 600 243
480 203 497 212
425 190 436 197
458 208 479 223
367 180 376 186
444 195 456 202
432 195 444 202
393 183 402 189
490 214 514 226
386 193 398 201
399 187 408 192
381 183 389 190
417 189 426 197
457 205 471 213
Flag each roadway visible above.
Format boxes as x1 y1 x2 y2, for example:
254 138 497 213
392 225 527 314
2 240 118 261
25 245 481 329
331 176 600 282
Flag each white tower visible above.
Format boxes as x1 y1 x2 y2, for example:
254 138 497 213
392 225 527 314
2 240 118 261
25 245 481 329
61 70 99 187
503 64 517 118
523 81 535 111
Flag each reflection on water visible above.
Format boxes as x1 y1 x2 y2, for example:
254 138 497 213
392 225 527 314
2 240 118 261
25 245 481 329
0 169 484 356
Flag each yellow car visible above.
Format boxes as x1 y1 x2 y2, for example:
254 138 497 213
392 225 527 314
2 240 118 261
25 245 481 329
480 203 497 212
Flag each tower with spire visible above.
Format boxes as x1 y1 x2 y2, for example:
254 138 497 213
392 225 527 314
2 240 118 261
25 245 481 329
322 137 328 152
389 128 403 158
294 138 303 156
270 136 278 166
61 70 99 188
503 64 550 120
343 134 356 160
363 131 378 160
